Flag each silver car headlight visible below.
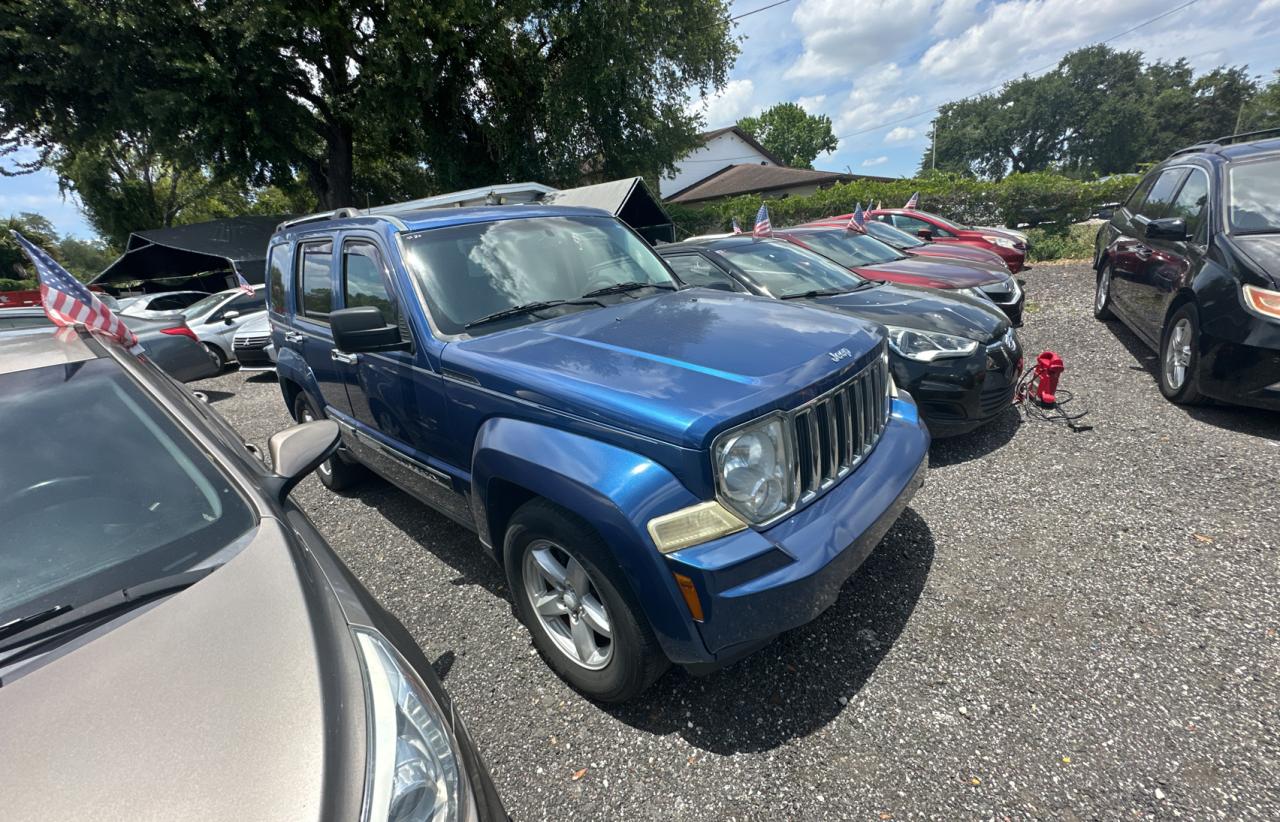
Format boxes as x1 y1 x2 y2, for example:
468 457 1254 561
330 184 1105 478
712 415 795 524
885 326 980 362
355 629 475 822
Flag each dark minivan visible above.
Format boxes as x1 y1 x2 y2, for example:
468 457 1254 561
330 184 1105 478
1094 130 1280 409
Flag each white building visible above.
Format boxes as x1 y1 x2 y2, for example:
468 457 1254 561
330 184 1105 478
659 126 781 199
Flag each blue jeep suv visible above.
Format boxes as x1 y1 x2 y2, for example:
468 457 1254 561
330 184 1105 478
267 204 930 701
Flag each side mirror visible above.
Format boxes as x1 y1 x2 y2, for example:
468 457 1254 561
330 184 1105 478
222 310 241 325
916 228 934 241
265 419 340 500
1145 217 1187 241
330 306 408 353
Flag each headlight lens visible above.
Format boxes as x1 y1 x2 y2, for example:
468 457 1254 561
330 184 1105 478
713 416 794 524
885 325 980 362
983 235 1017 249
1243 284 1280 320
355 629 472 822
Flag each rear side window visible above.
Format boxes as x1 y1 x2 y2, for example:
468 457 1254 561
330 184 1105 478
892 214 952 238
663 254 741 290
1124 172 1158 212
343 241 399 325
297 241 334 323
1138 168 1189 220
227 290 266 314
267 243 288 314
1169 168 1210 242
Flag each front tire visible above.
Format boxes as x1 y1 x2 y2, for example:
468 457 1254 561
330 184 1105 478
1159 303 1205 405
293 395 366 490
505 499 668 702
1094 263 1115 320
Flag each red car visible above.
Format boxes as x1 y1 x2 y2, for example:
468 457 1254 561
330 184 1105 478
805 218 1011 273
863 208 1029 273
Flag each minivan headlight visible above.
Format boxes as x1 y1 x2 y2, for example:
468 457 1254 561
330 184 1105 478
885 326 980 362
355 629 475 822
712 415 795 524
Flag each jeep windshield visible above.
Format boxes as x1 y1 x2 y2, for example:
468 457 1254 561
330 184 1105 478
794 230 907 267
402 215 676 335
1228 157 1280 234
716 241 869 298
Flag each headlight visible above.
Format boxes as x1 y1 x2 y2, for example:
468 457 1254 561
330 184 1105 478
980 279 1021 300
355 629 474 822
982 235 1017 249
885 325 980 362
962 287 993 301
1243 284 1280 320
712 415 795 524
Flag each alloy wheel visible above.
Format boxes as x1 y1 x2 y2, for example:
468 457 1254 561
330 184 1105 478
1095 266 1111 312
1164 317 1192 391
299 406 333 477
523 540 613 670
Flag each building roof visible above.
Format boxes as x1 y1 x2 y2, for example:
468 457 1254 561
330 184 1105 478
696 126 785 167
665 164 893 204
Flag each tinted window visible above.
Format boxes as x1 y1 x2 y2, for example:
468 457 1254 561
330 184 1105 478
891 214 952 238
402 216 674 335
0 358 254 621
150 296 187 311
864 220 924 248
716 241 866 297
1169 168 1210 241
268 244 288 314
1228 157 1280 234
1124 172 1159 211
181 292 230 320
343 242 399 324
663 254 741 290
1139 168 1189 220
297 241 334 322
227 289 266 314
792 230 904 267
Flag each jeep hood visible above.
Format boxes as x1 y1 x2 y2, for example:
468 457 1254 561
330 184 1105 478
807 282 1009 342
857 256 1006 289
443 290 884 449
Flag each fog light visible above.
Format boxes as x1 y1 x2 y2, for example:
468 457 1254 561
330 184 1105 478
647 501 746 553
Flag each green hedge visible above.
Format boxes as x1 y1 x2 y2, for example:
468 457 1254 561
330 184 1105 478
666 171 1138 257
1025 222 1100 262
0 277 35 291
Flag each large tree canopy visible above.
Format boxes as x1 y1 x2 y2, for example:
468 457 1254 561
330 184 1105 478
925 45 1280 179
738 102 839 168
1 0 737 210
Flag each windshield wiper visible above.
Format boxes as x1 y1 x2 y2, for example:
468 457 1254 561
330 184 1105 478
781 283 873 300
0 567 217 658
0 604 72 643
464 297 608 331
579 281 675 299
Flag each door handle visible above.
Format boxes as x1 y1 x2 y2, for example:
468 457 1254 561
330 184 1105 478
283 331 304 344
331 349 358 365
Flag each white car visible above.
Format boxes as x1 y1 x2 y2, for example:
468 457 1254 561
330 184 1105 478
174 285 267 369
231 311 276 370
117 290 211 316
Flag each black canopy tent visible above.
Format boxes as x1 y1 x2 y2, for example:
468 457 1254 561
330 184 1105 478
90 215 289 294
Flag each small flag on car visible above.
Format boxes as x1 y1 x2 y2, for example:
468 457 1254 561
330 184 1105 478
753 203 772 238
10 230 139 350
904 191 919 210
847 202 867 232
235 270 255 295
732 217 743 235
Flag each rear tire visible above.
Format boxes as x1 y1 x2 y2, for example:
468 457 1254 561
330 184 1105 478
505 499 668 702
203 342 227 370
1094 263 1115 320
1158 303 1205 405
293 395 366 490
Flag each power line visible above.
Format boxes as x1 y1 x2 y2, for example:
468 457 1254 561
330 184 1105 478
727 0 797 23
836 0 1204 141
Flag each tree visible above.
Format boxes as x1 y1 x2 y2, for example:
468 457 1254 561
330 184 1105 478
55 236 117 281
738 103 839 168
1 213 63 287
1 0 737 210
1238 71 1280 133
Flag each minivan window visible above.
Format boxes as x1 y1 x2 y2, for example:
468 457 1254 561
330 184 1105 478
1228 157 1280 234
0 358 254 622
343 241 399 325
402 216 675 335
717 241 866 297
267 243 288 314
1139 168 1189 220
1169 168 1210 242
298 241 334 322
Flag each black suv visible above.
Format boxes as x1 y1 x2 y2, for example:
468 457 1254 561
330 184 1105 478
1093 130 1280 410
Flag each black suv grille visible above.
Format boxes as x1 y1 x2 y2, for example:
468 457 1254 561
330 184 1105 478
791 353 891 501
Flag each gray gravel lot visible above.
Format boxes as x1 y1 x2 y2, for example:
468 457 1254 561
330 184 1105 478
198 261 1279 820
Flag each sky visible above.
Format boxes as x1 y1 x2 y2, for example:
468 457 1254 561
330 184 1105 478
4 0 1279 240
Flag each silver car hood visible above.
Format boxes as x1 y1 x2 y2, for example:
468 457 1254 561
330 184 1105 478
0 517 364 821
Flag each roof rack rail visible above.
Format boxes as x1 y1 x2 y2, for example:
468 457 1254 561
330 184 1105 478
1168 142 1219 158
1211 126 1280 146
275 207 364 232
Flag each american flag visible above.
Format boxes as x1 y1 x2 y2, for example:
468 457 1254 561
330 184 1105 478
11 230 139 349
847 202 867 231
732 217 743 235
234 270 255 295
904 191 919 210
752 203 772 238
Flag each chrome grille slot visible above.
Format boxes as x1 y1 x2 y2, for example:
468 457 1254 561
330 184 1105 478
789 353 891 502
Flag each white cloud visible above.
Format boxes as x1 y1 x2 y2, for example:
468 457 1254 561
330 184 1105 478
862 156 890 167
785 0 933 79
885 126 919 144
931 0 984 37
795 94 827 112
688 79 760 128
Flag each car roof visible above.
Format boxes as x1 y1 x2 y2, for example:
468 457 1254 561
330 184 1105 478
658 236 791 253
276 204 613 238
0 325 102 375
1167 134 1280 163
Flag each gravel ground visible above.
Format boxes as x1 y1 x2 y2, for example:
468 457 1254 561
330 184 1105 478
196 261 1279 821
